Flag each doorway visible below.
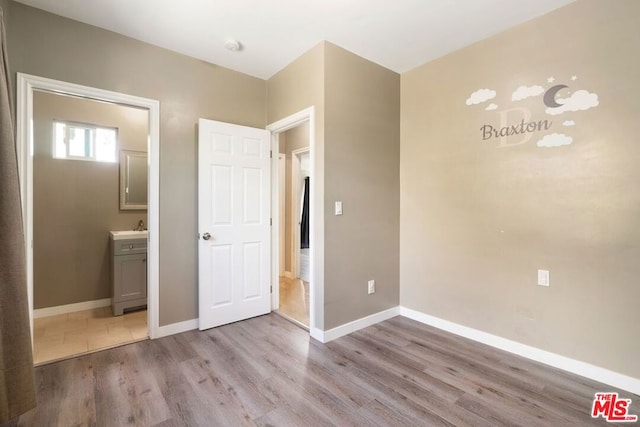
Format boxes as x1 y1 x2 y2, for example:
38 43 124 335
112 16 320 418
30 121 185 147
272 112 315 330
276 126 311 327
267 107 320 337
16 74 160 364
31 91 148 363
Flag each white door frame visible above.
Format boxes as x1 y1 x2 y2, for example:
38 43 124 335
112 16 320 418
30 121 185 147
267 107 323 339
291 147 310 279
16 73 161 341
278 153 286 276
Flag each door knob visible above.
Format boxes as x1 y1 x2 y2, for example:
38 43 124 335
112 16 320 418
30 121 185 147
202 232 212 240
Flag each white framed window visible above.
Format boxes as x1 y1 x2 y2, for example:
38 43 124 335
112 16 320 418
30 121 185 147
53 121 118 163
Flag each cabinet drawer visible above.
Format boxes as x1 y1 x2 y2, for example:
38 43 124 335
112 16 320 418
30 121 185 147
113 238 147 255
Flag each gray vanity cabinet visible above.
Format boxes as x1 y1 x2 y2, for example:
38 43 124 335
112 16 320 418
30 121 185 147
111 237 147 315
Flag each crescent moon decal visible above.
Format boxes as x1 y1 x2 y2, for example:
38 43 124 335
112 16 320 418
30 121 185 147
544 84 568 108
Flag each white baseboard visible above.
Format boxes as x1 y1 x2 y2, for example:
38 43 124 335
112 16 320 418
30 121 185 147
156 318 199 338
312 306 400 343
399 306 640 396
33 298 112 319
310 327 325 342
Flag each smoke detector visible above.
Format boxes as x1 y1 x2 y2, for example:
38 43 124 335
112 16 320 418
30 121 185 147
224 39 242 52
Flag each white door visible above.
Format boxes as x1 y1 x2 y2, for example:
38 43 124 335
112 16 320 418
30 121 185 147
198 119 271 330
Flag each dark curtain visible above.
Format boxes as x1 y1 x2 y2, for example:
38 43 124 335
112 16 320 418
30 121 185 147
300 177 310 249
0 6 37 423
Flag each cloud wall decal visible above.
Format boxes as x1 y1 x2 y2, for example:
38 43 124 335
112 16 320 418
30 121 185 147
466 88 496 106
537 133 573 148
485 103 498 111
512 85 545 101
545 90 599 115
563 120 576 126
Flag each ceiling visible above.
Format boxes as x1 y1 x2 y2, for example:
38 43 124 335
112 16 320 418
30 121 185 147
13 0 575 80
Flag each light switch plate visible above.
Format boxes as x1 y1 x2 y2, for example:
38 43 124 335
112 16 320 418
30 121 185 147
335 201 343 216
537 269 550 287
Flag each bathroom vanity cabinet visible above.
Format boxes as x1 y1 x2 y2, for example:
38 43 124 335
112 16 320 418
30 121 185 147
110 232 148 316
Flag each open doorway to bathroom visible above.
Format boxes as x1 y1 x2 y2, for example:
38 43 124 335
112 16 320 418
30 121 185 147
276 123 311 328
30 90 149 364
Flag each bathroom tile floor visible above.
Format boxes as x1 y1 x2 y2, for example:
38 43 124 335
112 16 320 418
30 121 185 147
33 307 148 365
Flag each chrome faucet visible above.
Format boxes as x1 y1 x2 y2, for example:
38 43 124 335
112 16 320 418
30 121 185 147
134 219 146 231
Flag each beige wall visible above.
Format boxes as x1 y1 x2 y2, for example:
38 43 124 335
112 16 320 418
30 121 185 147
267 43 325 126
324 43 400 329
0 1 7 36
268 42 401 330
6 2 266 325
33 91 148 308
400 0 640 378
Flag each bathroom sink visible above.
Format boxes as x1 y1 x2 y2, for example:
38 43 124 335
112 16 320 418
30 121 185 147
109 230 148 240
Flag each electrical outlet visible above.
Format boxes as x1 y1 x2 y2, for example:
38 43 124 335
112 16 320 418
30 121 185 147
368 280 375 294
537 269 550 287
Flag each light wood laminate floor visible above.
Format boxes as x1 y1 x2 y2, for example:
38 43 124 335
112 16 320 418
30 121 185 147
12 314 639 426
33 307 148 365
277 276 309 327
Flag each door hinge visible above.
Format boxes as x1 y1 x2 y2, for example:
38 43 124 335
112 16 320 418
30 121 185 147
270 285 273 293
270 218 272 226
270 150 273 159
